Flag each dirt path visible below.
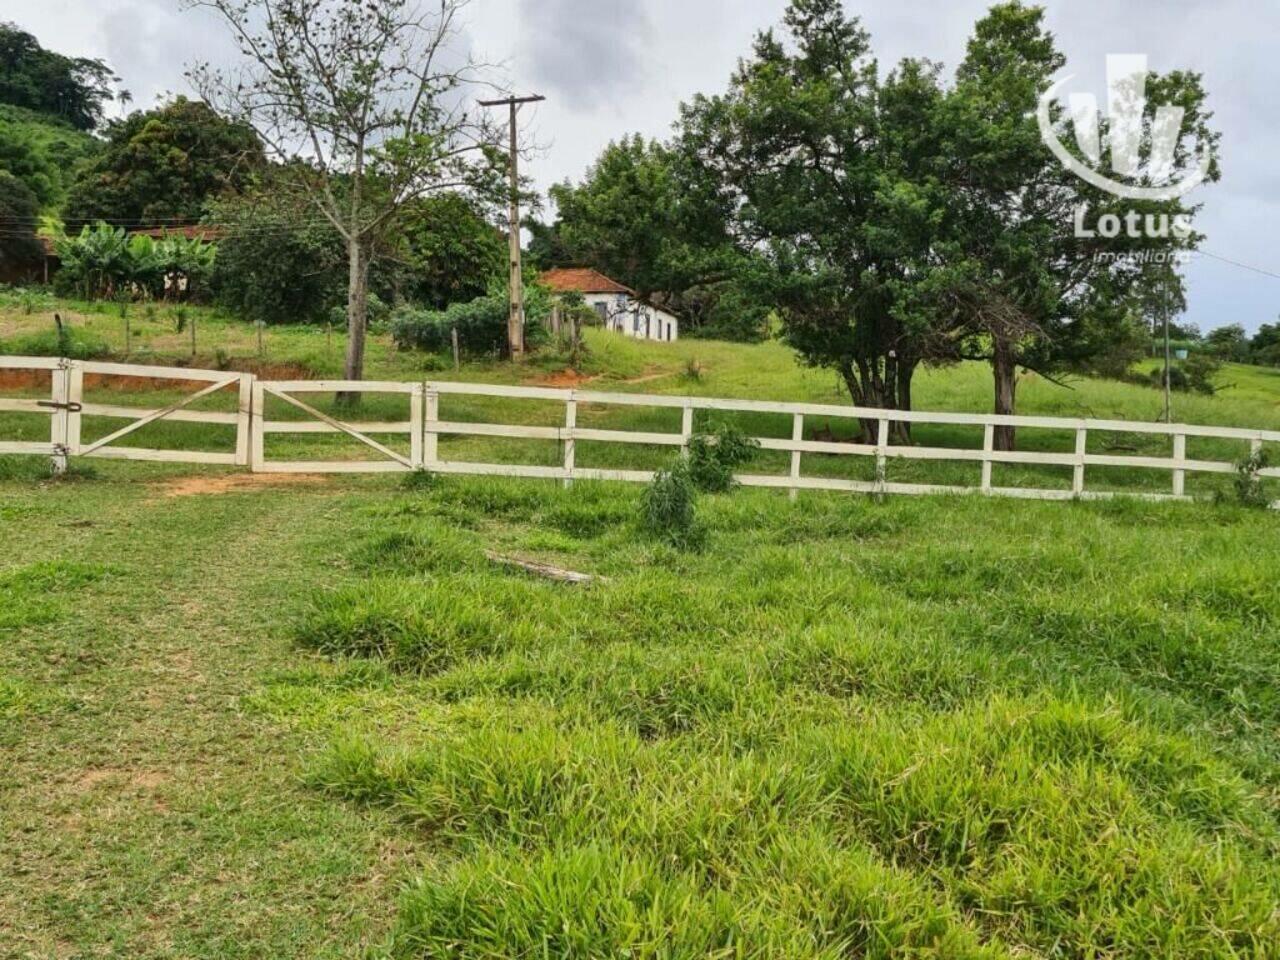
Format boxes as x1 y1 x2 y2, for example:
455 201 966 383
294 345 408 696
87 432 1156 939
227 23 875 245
0 480 408 958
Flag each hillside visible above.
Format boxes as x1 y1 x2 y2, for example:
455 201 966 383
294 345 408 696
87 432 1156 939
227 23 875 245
3 298 1279 432
3 297 1280 956
0 103 99 210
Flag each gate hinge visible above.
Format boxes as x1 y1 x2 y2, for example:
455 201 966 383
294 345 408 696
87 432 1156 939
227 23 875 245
37 401 83 413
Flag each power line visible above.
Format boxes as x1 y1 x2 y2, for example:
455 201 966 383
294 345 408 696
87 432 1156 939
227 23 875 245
1193 249 1280 282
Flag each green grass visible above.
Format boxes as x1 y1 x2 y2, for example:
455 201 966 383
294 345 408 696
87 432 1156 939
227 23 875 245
1 297 1279 957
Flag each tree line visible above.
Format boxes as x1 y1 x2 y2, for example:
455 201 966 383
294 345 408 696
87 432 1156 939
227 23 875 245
0 2 1234 441
541 0 1220 447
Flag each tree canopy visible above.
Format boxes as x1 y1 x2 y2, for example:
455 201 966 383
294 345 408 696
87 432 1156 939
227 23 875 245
0 170 42 274
548 134 766 339
679 0 1218 445
0 23 117 131
63 97 265 227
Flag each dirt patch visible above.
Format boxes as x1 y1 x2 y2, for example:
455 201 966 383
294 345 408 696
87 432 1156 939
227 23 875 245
0 359 314 392
223 359 313 379
622 370 674 385
0 368 52 390
71 768 167 793
531 367 602 388
530 366 675 388
152 473 330 499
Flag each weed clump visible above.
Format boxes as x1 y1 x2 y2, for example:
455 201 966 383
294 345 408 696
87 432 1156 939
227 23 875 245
399 469 438 493
641 458 705 550
1233 449 1271 508
686 421 760 493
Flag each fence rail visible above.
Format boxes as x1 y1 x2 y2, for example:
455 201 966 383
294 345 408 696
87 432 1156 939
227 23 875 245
3 355 1277 504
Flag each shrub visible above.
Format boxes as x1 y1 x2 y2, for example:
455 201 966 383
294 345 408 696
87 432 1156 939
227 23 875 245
1233 449 1271 508
1146 356 1220 396
391 283 549 358
1184 353 1221 395
686 421 761 493
641 457 705 550
209 196 345 325
330 292 390 332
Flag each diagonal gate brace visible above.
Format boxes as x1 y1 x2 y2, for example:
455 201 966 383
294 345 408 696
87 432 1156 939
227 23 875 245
263 386 414 469
78 376 239 457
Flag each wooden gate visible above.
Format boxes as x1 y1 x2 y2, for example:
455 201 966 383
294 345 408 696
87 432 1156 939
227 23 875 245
71 361 253 467
251 379 424 473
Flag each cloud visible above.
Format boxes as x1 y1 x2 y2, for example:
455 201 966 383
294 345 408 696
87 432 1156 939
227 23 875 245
518 0 653 111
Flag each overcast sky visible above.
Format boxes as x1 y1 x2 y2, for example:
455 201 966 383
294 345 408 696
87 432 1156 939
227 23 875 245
5 0 1278 334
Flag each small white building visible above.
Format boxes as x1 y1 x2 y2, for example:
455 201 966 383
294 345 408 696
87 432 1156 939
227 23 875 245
540 267 679 342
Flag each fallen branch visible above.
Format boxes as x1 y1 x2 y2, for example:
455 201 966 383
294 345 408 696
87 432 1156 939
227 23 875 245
484 552 607 585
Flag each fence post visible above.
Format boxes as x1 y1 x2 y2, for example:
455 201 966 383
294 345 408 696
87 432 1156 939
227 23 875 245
1172 431 1187 497
875 417 890 496
235 374 253 467
1073 427 1088 497
424 387 439 468
250 380 265 471
49 359 69 475
563 393 577 488
681 402 694 454
981 424 994 493
410 383 425 470
789 413 804 501
65 360 83 457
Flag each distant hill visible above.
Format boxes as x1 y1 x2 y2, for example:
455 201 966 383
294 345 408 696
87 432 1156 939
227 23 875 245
0 102 99 212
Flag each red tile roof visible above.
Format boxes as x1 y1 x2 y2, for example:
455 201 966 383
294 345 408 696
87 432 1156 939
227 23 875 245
129 225 224 241
539 267 634 296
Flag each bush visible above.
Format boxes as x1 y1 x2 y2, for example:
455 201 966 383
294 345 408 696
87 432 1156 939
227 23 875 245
640 457 705 550
391 282 550 358
330 292 390 333
686 421 761 493
1146 355 1220 396
209 197 345 325
1233 449 1271 508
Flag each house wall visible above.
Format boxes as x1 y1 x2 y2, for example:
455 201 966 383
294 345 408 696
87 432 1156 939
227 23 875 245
582 293 679 342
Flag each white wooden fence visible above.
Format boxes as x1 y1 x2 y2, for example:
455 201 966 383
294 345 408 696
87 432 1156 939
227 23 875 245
3 355 1278 504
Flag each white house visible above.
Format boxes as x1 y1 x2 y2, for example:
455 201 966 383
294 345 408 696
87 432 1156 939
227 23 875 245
540 267 679 342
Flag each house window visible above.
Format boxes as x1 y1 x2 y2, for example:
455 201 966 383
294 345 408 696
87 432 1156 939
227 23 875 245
593 302 608 321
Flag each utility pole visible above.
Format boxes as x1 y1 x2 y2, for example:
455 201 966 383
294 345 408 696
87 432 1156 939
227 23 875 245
1162 299 1172 424
479 93 545 359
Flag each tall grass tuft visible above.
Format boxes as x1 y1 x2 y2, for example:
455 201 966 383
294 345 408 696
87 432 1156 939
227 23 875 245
640 457 705 550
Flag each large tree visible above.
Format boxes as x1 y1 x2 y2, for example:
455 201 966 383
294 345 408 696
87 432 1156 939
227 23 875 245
63 97 265 227
680 0 950 435
925 2 1218 448
187 0 504 387
682 0 1216 447
0 23 116 131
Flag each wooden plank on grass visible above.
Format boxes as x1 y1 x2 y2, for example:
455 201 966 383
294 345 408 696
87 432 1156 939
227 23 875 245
485 551 606 585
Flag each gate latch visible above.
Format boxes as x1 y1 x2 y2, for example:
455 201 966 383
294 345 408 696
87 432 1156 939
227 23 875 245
37 401 83 413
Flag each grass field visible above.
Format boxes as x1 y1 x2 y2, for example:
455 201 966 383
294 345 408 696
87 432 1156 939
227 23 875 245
2 300 1279 958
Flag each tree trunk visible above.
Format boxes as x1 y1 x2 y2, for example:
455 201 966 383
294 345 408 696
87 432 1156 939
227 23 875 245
339 237 370 407
992 342 1017 452
893 361 915 443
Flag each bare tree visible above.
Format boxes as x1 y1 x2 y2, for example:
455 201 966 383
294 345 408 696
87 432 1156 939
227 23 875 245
185 0 503 389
